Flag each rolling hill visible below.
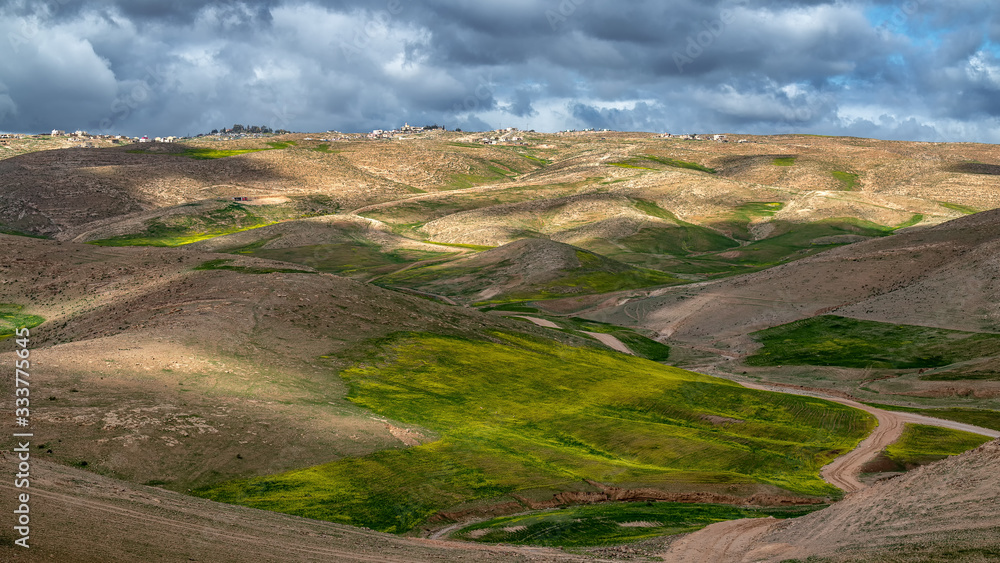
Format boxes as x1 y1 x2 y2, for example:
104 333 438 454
2 130 1000 560
378 238 680 304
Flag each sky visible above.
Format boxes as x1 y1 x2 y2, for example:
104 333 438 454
1 0 999 141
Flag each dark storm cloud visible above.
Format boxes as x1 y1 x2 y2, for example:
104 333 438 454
1 0 999 141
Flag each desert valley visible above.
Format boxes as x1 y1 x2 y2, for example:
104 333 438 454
0 129 998 561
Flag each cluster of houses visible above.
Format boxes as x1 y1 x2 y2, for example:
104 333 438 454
479 127 525 145
366 122 439 140
48 129 163 145
556 128 614 135
137 136 179 143
660 133 749 144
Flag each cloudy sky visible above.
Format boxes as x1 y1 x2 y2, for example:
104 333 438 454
0 0 998 140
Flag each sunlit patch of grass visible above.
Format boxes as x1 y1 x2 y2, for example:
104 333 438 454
0 304 45 340
127 141 296 160
895 214 924 229
773 157 796 166
938 201 979 215
831 171 859 190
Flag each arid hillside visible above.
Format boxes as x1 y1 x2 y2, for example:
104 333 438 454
0 235 590 493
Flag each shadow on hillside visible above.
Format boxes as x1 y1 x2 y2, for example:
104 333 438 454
0 144 292 236
946 162 1000 176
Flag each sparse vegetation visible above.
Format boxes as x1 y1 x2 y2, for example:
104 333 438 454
7 131 1000 560
382 241 681 304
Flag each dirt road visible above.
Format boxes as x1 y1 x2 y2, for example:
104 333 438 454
660 382 1000 562
660 518 786 563
739 381 1000 494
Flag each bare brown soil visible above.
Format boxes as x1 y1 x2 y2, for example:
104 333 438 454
0 455 600 563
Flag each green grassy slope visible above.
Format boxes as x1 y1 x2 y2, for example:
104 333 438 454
884 424 992 469
603 210 893 280
198 332 874 533
746 316 1000 369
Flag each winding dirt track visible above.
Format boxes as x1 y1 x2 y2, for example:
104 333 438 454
660 382 1000 562
739 382 1000 494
